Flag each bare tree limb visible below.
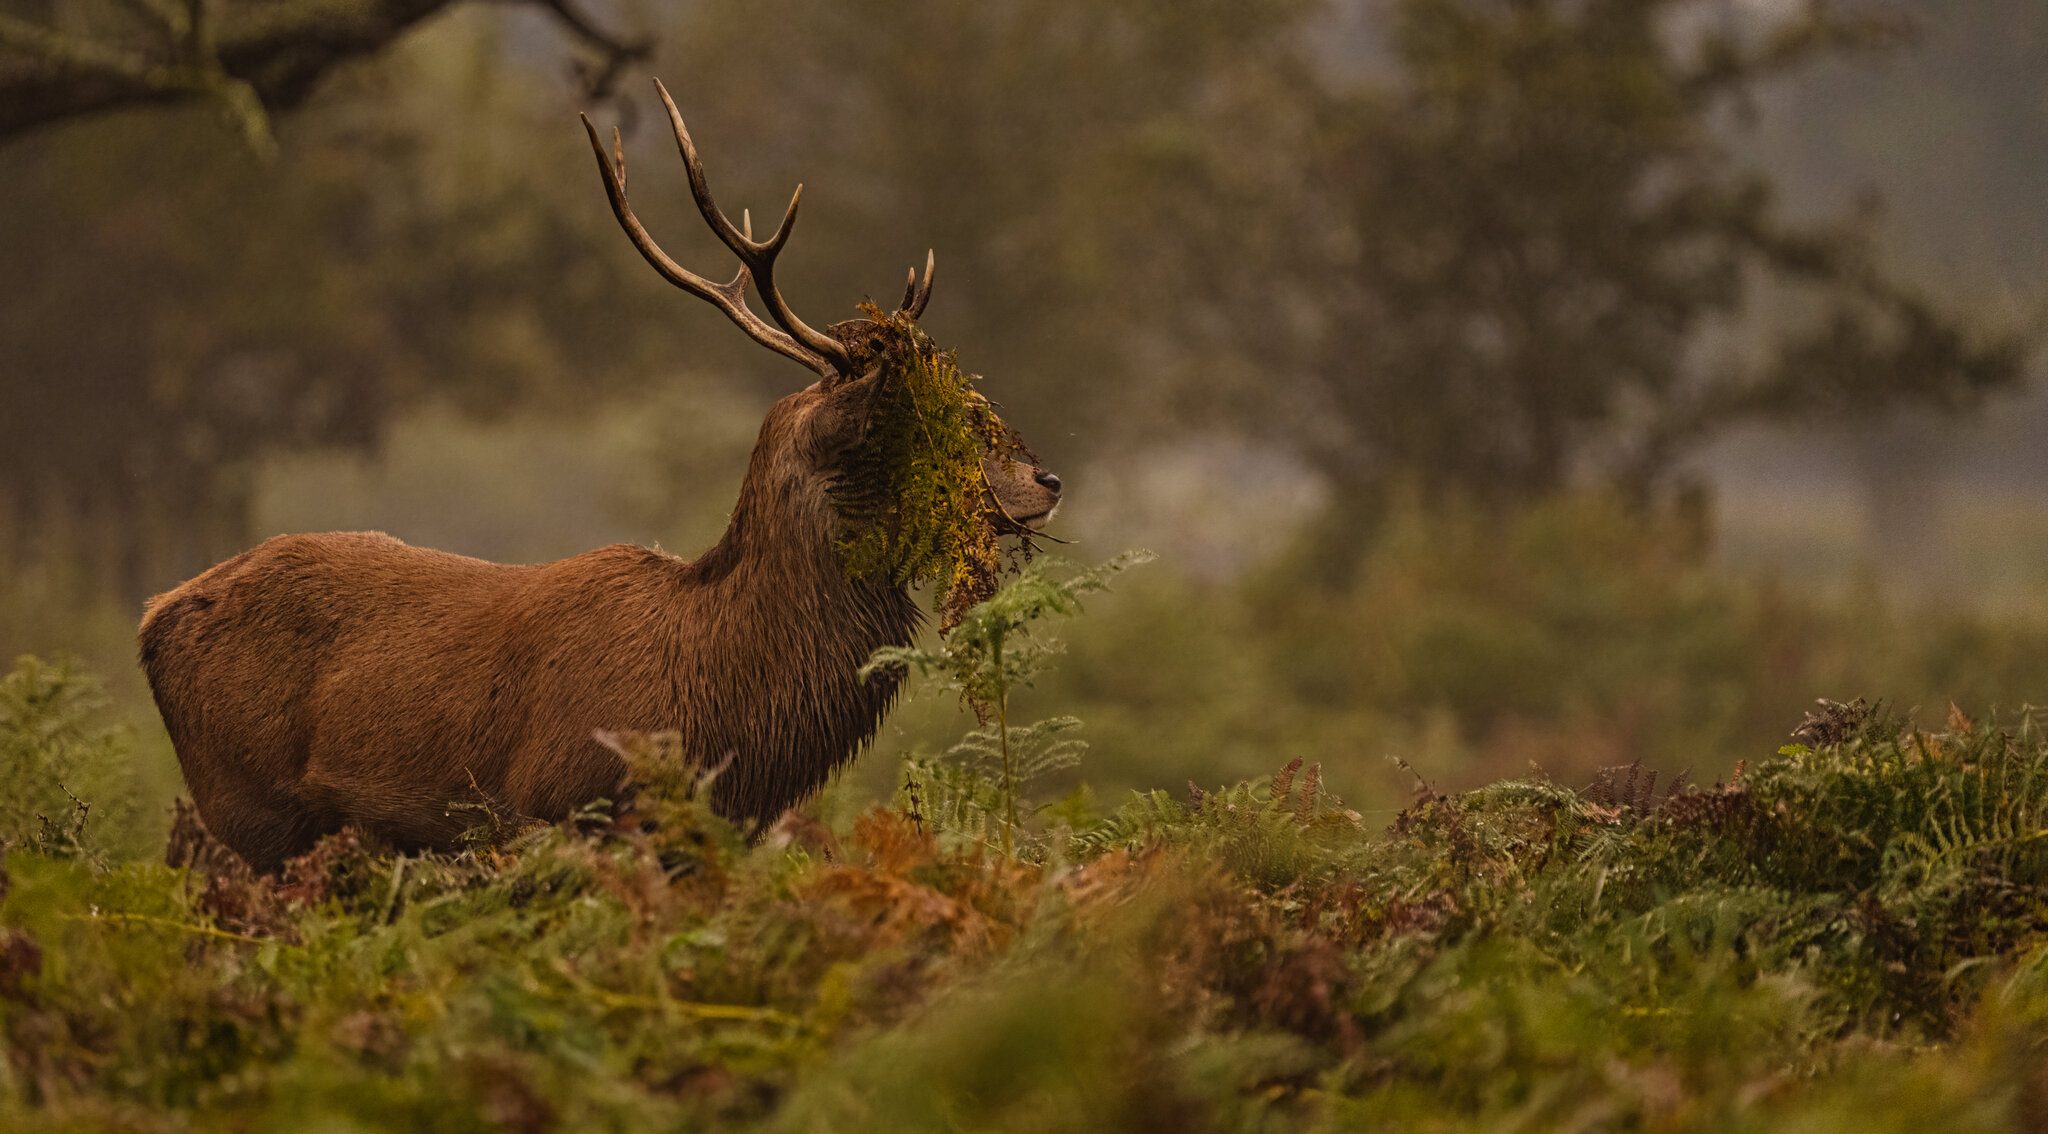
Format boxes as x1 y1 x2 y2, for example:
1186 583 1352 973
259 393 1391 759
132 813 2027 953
0 7 272 152
0 0 648 149
108 0 188 40
514 0 651 98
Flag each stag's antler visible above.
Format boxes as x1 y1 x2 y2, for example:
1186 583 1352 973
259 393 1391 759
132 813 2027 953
584 80 939 382
581 115 827 376
581 80 842 379
898 248 936 320
646 80 857 378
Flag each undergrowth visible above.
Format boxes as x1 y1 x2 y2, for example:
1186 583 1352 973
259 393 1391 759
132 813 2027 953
868 551 1153 857
0 657 141 865
9 564 2048 1128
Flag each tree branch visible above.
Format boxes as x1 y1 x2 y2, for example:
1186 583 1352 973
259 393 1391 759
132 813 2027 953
1679 1 1914 109
0 0 648 148
0 7 273 152
516 0 651 98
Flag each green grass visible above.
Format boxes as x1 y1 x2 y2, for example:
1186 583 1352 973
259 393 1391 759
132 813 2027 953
8 644 2048 1131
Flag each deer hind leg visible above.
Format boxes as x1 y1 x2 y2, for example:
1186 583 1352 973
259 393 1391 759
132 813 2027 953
189 779 341 876
296 765 482 855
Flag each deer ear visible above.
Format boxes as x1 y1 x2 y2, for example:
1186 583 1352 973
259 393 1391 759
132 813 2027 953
805 363 889 456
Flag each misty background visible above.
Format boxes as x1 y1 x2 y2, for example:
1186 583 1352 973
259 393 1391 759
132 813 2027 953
3 0 2045 823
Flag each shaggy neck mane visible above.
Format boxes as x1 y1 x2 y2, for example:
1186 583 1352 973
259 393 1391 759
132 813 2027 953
669 425 922 824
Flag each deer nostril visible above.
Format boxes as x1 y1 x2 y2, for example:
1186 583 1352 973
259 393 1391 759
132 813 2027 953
1034 469 1062 495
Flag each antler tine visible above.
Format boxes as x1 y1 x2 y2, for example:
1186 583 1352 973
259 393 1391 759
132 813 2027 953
653 79 856 379
897 249 936 319
580 112 832 378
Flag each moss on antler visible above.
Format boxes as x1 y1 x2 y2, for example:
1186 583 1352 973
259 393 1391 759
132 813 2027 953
832 309 1034 628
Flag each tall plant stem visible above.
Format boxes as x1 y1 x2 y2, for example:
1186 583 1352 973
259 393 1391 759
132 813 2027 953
983 621 1018 860
997 692 1015 859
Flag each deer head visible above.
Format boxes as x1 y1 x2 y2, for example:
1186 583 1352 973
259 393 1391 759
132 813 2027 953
580 82 1063 577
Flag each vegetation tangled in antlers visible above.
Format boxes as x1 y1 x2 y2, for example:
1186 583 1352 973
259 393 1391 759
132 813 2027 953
832 309 1037 628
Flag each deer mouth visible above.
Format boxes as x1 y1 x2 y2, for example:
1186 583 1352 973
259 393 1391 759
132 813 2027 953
1008 503 1059 531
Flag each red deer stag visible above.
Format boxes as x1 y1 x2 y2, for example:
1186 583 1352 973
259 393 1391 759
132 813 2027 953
140 81 1064 872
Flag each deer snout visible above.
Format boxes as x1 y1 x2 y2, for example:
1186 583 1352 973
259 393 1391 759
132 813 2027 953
984 456 1064 530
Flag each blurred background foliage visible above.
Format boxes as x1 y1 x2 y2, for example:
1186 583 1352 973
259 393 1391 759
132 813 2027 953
2 0 2046 823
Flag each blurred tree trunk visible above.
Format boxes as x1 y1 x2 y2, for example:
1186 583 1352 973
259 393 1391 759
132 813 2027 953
1850 417 1949 592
